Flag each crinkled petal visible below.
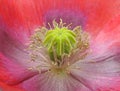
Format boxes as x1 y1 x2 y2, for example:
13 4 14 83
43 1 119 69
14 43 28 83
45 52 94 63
0 30 36 85
89 15 120 59
68 15 120 91
71 53 120 77
84 0 120 35
0 53 38 85
19 72 81 91
0 0 120 36
0 0 42 38
0 30 50 69
75 77 120 91
0 29 52 86
70 54 120 91
0 30 29 61
0 31 51 85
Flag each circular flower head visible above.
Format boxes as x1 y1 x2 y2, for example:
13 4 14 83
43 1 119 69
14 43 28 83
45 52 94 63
29 20 89 67
0 0 120 91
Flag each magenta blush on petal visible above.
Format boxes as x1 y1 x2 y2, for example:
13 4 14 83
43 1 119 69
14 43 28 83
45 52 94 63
0 53 37 85
89 15 120 58
0 18 30 44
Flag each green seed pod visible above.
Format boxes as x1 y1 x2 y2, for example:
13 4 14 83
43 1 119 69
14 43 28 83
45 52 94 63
43 27 76 61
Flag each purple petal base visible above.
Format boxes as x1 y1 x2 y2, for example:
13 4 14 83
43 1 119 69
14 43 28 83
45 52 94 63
43 9 87 29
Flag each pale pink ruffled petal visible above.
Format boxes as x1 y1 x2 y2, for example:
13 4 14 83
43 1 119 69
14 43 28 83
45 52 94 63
0 53 38 85
0 30 50 68
0 31 50 85
70 59 120 91
19 72 81 91
76 77 120 91
69 15 120 91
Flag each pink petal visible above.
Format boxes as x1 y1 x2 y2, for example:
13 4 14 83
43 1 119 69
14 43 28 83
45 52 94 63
69 15 120 91
0 0 120 36
0 27 53 86
0 53 37 85
0 30 28 60
0 81 24 91
90 15 120 59
84 0 120 36
0 30 36 85
0 30 50 85
70 57 120 91
0 30 50 69
76 77 120 91
19 72 81 91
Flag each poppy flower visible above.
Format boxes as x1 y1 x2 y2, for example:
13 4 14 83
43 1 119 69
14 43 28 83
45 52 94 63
0 0 120 91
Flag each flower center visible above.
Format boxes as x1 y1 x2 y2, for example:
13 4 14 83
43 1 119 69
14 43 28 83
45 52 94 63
43 26 76 61
28 19 89 73
51 67 69 75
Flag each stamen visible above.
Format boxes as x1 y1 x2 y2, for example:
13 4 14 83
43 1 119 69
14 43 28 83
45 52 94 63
28 19 90 68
